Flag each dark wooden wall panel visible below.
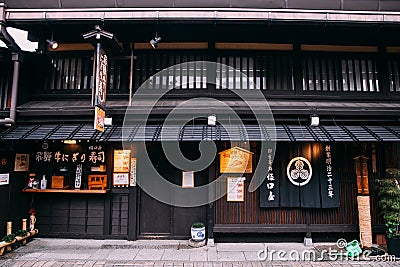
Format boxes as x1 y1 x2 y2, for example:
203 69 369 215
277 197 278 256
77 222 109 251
215 142 398 234
35 194 109 236
111 194 129 236
214 142 358 227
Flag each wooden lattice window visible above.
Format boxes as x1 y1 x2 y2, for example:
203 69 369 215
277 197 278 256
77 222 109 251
48 55 93 90
388 58 400 92
134 53 208 90
217 54 294 90
303 54 379 92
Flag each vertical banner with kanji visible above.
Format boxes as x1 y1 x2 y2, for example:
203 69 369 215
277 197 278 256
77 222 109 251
260 146 279 207
130 158 137 186
320 144 340 208
93 44 108 132
94 46 108 107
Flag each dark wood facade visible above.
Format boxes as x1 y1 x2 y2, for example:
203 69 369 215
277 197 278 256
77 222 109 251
0 2 400 241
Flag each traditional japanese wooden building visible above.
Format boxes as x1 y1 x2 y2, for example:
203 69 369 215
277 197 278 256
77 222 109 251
0 0 400 245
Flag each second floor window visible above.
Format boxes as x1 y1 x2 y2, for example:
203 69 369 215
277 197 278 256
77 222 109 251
388 57 400 92
134 52 208 90
303 54 379 92
48 55 129 93
217 53 294 91
49 55 93 91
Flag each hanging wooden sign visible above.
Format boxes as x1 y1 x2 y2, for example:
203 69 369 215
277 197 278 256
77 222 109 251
219 147 253 173
94 106 105 132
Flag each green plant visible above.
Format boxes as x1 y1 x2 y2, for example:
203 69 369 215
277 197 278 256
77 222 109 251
14 229 28 237
191 222 205 228
1 234 16 243
377 168 400 239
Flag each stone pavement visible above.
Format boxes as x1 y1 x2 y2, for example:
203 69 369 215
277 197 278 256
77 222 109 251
0 238 399 266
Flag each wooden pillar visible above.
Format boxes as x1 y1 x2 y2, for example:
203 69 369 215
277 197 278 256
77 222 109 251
128 142 138 241
354 155 373 248
21 219 27 245
6 221 12 251
207 160 215 246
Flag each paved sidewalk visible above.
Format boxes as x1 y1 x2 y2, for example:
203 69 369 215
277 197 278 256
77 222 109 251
0 238 399 266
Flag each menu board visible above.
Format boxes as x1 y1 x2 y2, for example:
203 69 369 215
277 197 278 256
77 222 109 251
227 177 245 202
113 173 129 187
113 150 131 172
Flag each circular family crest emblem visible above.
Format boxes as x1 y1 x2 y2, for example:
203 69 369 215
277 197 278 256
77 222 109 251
286 156 312 186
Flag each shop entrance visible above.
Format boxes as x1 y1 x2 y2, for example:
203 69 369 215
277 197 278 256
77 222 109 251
137 142 208 239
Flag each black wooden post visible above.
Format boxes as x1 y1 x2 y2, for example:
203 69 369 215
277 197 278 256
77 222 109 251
207 160 215 242
128 142 138 240
127 186 138 240
103 194 112 236
293 43 303 95
377 45 390 98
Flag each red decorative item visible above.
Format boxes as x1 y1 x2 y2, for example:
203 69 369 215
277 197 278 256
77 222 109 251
29 208 37 215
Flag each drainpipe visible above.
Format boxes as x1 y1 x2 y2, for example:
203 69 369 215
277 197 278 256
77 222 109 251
0 53 22 125
0 6 22 125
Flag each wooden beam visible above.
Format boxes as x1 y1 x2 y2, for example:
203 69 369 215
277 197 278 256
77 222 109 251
22 189 109 194
133 42 208 50
47 43 94 51
213 224 358 233
386 47 400 53
301 45 378 53
216 43 293 51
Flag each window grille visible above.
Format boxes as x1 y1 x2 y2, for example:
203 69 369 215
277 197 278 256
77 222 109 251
388 58 400 92
134 53 208 90
217 54 294 90
303 55 379 92
49 56 93 91
48 55 129 93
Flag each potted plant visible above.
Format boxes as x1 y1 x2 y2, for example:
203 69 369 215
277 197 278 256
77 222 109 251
191 222 206 242
377 168 400 257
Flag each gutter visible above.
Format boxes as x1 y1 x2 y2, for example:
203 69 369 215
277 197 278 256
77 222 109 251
0 53 21 125
0 5 22 125
5 8 400 24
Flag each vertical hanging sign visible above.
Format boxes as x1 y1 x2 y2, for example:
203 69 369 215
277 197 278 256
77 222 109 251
130 158 137 186
94 46 108 107
93 43 108 132
75 164 82 189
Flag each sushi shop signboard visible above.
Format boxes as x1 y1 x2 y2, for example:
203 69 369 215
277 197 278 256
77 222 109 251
219 147 253 174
